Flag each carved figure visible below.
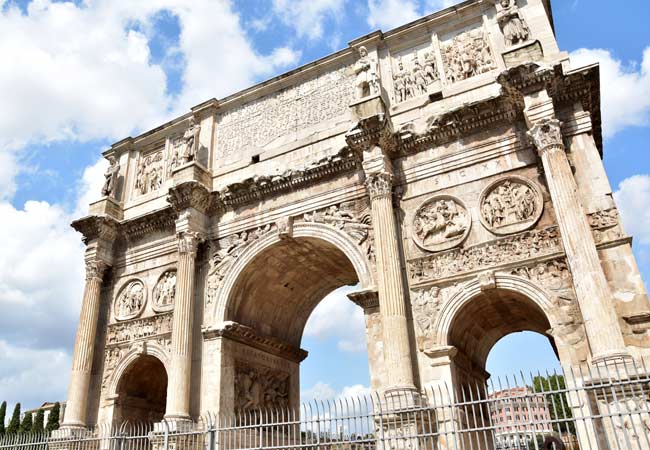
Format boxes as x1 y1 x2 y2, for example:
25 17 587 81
114 280 146 320
480 178 542 234
135 151 164 195
412 58 428 95
235 364 289 411
423 52 439 84
411 287 441 333
497 0 530 47
354 46 379 99
393 60 407 103
101 156 120 198
181 118 200 164
611 398 650 438
153 270 176 310
413 197 470 251
442 30 496 83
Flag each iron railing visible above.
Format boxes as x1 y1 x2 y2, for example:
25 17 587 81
1 361 649 450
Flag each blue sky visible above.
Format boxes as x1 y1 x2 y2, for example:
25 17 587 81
0 0 649 413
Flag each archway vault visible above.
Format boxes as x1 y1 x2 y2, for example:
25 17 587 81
211 221 376 346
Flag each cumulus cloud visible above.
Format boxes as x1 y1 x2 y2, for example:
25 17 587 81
570 47 650 138
272 0 344 41
613 175 650 245
304 286 367 352
301 381 370 403
367 0 420 30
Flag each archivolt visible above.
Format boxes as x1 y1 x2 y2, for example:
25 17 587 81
107 343 170 398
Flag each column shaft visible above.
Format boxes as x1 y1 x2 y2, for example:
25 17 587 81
529 119 628 362
63 262 106 428
367 173 415 389
166 232 200 419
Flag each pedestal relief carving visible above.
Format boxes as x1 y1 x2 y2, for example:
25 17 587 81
496 0 530 47
113 279 146 321
153 270 177 312
479 177 543 235
134 150 164 196
610 398 650 439
235 363 290 412
413 195 471 252
442 29 496 84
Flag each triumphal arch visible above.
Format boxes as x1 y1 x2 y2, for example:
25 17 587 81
62 0 650 430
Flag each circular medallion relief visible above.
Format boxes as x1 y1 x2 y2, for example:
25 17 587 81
153 270 176 312
479 176 543 235
113 279 146 321
413 195 471 252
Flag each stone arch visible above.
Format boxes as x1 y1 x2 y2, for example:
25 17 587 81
108 343 170 399
212 221 376 329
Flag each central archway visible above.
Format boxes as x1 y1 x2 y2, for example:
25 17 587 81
114 355 168 424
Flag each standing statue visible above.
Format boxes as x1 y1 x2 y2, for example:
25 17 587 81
181 118 201 164
101 156 120 198
423 52 439 84
393 60 407 102
354 46 379 99
412 58 428 95
497 0 530 47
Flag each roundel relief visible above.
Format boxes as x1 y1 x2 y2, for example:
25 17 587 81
113 279 146 321
413 195 471 252
479 176 543 235
153 270 176 312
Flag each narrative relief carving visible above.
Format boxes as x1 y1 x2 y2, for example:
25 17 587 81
153 270 176 312
480 177 543 235
496 0 530 47
235 363 290 412
413 195 471 252
135 150 164 196
107 313 173 346
393 49 439 103
354 46 380 99
442 29 496 84
113 279 146 321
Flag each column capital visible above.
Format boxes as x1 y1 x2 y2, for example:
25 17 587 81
177 230 204 255
365 172 393 201
527 118 565 156
84 259 109 281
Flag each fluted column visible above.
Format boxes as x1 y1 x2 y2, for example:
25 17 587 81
365 153 416 390
165 231 202 420
63 260 108 428
528 119 630 363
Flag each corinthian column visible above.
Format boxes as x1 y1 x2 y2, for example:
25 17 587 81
165 231 202 420
364 147 416 391
63 260 109 428
528 119 629 363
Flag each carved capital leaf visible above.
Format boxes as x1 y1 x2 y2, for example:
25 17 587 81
85 260 109 281
527 118 564 155
365 173 393 200
177 230 203 255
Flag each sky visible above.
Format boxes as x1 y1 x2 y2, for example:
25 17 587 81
0 0 649 415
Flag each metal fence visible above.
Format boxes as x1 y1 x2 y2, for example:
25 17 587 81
2 361 649 450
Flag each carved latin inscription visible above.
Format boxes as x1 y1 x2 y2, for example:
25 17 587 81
413 196 470 252
114 279 146 321
480 177 543 235
235 363 290 411
153 270 176 312
442 29 496 84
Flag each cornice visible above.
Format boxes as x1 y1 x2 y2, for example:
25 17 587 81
167 181 213 214
71 215 120 245
203 322 308 363
347 289 379 311
119 207 177 243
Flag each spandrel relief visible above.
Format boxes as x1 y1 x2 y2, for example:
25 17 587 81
442 28 496 84
392 46 440 103
413 196 471 252
153 270 176 312
479 177 543 235
113 279 146 321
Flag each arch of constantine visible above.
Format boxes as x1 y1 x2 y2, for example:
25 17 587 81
62 0 650 433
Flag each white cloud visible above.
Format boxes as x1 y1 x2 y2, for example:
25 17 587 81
74 157 109 218
272 0 344 40
423 0 461 14
304 286 367 352
367 0 420 30
301 381 370 403
613 175 650 245
570 47 650 138
0 151 18 200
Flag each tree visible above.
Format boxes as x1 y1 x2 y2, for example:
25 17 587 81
32 409 45 435
0 401 6 437
19 412 32 434
45 403 60 433
532 375 575 435
6 403 20 435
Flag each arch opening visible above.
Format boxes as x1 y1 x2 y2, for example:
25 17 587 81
114 355 167 424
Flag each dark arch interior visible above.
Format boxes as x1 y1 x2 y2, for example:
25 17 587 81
227 237 359 347
115 355 167 424
448 289 556 374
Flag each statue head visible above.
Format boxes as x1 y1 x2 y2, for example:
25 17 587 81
359 46 368 57
189 117 196 127
499 0 511 8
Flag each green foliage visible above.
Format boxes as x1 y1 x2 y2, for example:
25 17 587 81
0 401 6 436
32 409 45 435
19 412 32 434
6 403 20 435
45 403 60 433
531 375 575 435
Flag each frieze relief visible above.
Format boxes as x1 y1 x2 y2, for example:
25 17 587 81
392 46 440 103
107 312 173 346
153 270 176 312
216 66 354 160
441 28 496 84
588 209 623 244
113 279 146 321
412 195 471 252
479 177 543 235
235 363 290 412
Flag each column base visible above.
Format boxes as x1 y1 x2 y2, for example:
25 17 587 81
381 385 422 411
591 349 633 366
